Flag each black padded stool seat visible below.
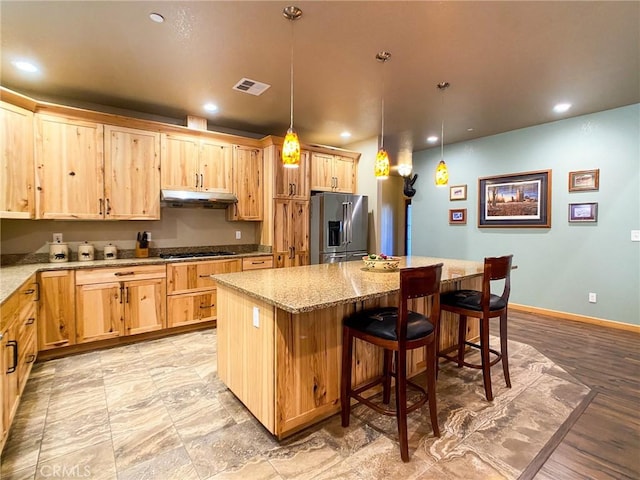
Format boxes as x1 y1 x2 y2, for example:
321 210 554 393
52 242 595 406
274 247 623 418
344 307 435 341
341 263 443 462
438 255 513 402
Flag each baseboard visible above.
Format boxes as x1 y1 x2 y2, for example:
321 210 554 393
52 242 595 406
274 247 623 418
510 303 640 333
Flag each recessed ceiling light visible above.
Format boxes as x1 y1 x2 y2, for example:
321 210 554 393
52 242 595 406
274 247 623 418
340 131 351 138
427 136 438 143
203 103 218 113
553 103 572 113
12 60 38 73
149 12 165 23
467 128 474 132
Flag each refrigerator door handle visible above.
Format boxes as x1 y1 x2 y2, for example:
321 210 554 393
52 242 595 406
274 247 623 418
346 202 353 244
342 202 349 246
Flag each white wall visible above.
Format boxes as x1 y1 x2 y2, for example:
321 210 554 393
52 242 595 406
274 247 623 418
411 105 640 326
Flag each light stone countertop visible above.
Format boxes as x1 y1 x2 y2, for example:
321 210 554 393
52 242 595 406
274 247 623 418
212 256 485 314
0 252 271 305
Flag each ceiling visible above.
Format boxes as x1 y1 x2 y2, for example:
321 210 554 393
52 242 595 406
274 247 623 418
1 1 638 165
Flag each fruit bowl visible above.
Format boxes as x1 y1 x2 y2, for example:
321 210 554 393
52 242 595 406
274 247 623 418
362 254 401 271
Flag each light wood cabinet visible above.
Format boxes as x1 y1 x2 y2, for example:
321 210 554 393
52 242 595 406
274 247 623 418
38 270 76 350
35 114 160 220
274 199 309 268
227 145 263 221
104 125 160 219
1 275 38 453
161 133 232 193
273 146 309 200
0 101 34 218
166 259 241 328
75 265 166 343
35 113 104 219
310 152 355 193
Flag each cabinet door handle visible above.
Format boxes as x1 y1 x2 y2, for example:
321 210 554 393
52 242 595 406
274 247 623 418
200 174 204 189
292 183 297 196
199 304 215 309
125 287 130 304
6 340 18 374
24 288 35 295
106 198 112 215
195 173 200 189
252 261 265 265
25 317 36 326
199 274 211 278
114 271 135 276
99 198 104 215
27 354 36 364
119 285 124 304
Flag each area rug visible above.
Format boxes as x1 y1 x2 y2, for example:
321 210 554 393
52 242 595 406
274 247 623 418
270 336 592 480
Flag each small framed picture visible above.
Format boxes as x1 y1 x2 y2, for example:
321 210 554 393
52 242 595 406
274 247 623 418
569 169 599 192
449 184 467 201
569 202 598 222
449 208 467 224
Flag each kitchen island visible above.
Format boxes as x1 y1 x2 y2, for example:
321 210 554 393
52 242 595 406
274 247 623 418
213 256 485 439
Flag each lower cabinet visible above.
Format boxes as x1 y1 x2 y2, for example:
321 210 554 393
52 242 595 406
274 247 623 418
166 258 242 328
1 274 38 453
38 270 76 350
75 265 166 343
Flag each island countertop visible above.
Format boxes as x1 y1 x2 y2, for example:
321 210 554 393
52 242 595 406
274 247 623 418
212 256 485 314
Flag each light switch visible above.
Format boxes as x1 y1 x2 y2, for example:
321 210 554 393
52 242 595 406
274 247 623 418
631 230 640 242
236 231 242 240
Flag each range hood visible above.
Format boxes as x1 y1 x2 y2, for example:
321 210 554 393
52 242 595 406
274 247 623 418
161 189 238 208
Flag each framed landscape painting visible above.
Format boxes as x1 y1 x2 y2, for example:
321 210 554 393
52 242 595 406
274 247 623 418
478 170 551 228
569 169 599 192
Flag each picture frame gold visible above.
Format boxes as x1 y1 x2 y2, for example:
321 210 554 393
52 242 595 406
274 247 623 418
569 169 599 192
449 184 467 201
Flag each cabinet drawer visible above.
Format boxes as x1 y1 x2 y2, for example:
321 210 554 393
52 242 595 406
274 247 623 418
242 256 273 270
17 301 37 343
167 291 217 328
167 259 241 294
75 265 166 285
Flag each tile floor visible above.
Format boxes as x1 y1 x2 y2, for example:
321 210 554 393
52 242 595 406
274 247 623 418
0 329 589 480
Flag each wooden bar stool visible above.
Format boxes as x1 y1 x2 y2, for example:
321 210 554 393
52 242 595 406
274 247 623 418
340 263 443 462
438 255 513 401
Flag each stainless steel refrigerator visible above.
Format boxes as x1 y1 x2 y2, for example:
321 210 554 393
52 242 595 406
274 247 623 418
310 193 368 264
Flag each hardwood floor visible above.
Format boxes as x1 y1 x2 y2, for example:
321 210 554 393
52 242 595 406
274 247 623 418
503 311 640 480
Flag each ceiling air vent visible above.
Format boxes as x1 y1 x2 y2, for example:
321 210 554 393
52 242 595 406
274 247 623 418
232 78 271 96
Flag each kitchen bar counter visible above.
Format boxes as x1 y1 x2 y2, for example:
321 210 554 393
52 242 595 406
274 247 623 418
214 256 486 439
0 252 271 305
213 256 484 313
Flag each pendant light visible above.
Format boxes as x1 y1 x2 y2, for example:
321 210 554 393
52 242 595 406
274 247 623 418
435 81 450 186
282 6 302 169
375 51 391 180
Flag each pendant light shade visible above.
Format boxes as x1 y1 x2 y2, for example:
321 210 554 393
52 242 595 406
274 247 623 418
375 51 391 180
435 82 450 186
375 148 390 179
282 128 301 168
282 6 302 168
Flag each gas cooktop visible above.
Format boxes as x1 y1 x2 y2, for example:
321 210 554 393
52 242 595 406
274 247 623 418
159 251 236 259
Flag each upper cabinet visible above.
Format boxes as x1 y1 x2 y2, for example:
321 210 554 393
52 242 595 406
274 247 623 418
310 152 356 193
0 101 34 219
104 125 160 220
160 133 232 193
35 113 160 220
273 146 310 200
35 113 105 219
227 145 263 221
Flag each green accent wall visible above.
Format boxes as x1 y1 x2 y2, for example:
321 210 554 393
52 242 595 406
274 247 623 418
411 104 640 326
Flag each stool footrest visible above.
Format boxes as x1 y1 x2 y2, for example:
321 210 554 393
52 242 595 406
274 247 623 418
351 375 429 417
438 341 503 369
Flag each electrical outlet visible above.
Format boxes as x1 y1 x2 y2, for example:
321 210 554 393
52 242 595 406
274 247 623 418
588 292 597 303
53 233 63 243
252 306 259 328
632 230 640 242
235 231 241 240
